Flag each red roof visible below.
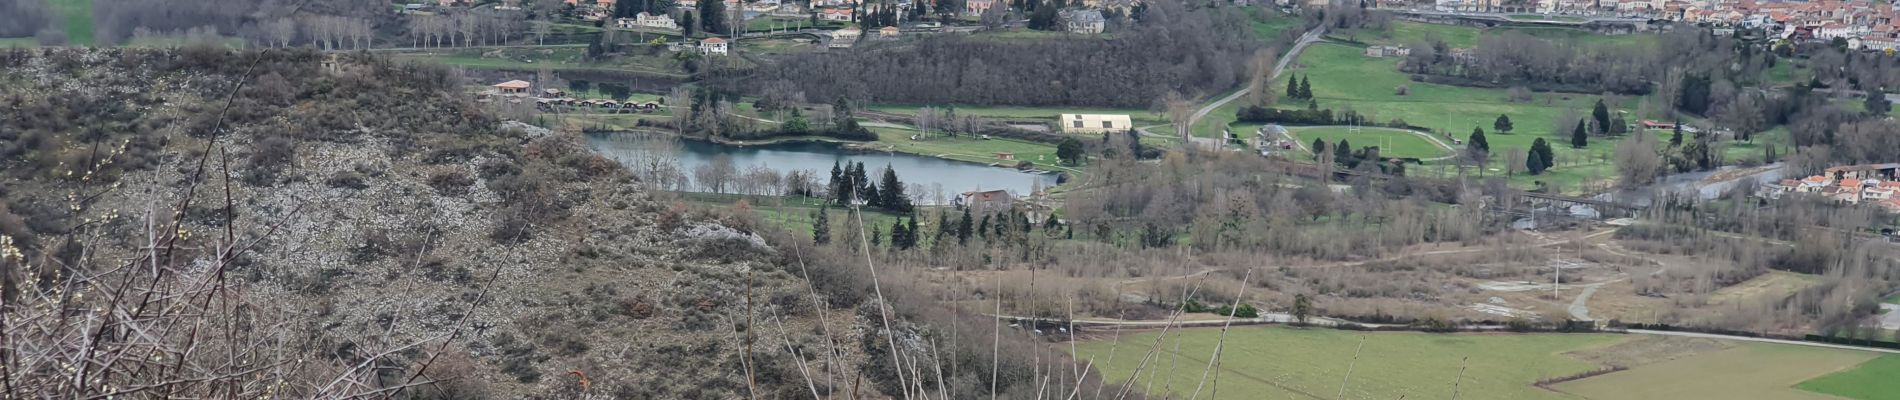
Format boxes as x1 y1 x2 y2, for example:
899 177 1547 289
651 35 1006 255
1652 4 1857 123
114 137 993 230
703 37 726 44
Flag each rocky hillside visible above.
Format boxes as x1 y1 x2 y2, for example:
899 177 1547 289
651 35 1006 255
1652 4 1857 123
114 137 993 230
0 48 873 398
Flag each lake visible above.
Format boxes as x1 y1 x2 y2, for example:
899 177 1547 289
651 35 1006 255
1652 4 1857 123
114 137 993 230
586 135 1058 203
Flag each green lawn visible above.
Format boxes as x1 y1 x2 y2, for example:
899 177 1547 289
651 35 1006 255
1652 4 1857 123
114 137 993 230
54 0 95 46
1073 326 1625 400
1285 42 1636 192
1886 293 1900 304
1289 126 1454 159
1796 355 1900 400
865 127 1068 171
1249 8 1304 40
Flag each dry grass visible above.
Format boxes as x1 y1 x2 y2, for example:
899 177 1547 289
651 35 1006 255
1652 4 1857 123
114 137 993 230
1550 343 1878 400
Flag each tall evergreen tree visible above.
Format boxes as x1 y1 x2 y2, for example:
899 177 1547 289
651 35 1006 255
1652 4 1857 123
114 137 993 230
1591 99 1611 135
1571 118 1589 148
977 214 991 240
1526 147 1547 175
907 216 921 248
812 208 831 245
698 0 728 34
1493 114 1513 133
1311 139 1327 161
1468 127 1489 158
1670 120 1684 146
1298 76 1313 99
1333 138 1353 164
877 165 911 212
1286 74 1300 99
956 208 974 245
681 11 697 37
890 220 909 250
829 161 847 204
1529 138 1554 174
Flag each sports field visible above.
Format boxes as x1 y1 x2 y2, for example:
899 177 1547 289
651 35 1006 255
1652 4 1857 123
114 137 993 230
1072 326 1625 400
1287 126 1454 159
1551 343 1879 400
1796 355 1900 399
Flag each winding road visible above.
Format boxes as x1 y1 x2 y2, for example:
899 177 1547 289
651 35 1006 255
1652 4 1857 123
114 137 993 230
1179 26 1327 147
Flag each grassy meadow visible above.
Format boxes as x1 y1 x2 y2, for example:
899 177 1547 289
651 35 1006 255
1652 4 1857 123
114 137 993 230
1795 355 1900 400
1073 326 1625 400
1283 42 1636 191
1552 343 1880 400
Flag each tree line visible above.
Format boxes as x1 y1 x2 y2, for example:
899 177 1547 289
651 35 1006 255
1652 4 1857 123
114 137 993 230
752 1 1280 108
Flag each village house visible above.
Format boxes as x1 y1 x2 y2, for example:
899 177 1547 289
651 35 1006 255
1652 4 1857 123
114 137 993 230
700 37 729 55
1058 114 1133 134
960 190 1015 215
1061 9 1106 34
618 12 680 30
878 26 901 39
829 27 862 48
1771 163 1900 212
819 8 854 22
493 80 532 95
1363 45 1411 58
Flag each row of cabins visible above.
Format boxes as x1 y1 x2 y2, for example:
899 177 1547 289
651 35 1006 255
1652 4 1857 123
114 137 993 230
1771 163 1900 213
487 80 664 112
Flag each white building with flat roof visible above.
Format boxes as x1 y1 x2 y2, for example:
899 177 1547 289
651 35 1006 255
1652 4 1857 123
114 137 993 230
1059 114 1132 134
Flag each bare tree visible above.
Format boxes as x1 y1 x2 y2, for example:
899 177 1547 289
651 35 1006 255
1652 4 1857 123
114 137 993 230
1164 92 1195 142
266 18 297 47
695 154 739 193
1614 129 1664 187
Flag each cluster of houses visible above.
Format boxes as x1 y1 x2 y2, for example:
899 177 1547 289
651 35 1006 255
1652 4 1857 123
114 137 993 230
1769 163 1900 213
1390 0 1900 51
481 80 665 113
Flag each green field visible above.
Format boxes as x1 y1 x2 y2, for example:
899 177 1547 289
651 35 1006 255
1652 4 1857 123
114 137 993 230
1796 355 1900 399
1073 327 1625 400
1286 42 1634 191
54 0 95 46
1887 293 1900 304
865 127 1071 172
1288 126 1454 159
1552 343 1879 400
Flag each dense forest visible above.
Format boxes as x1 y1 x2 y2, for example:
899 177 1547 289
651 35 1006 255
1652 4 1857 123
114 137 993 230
754 2 1292 108
0 0 53 38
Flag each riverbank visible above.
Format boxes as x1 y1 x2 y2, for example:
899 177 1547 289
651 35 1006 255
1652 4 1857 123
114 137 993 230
586 126 1085 186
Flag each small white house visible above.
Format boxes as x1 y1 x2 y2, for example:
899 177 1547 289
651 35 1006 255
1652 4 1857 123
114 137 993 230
700 37 729 55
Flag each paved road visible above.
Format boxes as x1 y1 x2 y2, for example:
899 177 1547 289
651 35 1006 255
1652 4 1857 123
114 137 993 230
1880 303 1900 331
1182 26 1327 147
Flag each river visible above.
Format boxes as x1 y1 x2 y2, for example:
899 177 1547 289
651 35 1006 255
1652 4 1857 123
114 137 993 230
586 135 1059 202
